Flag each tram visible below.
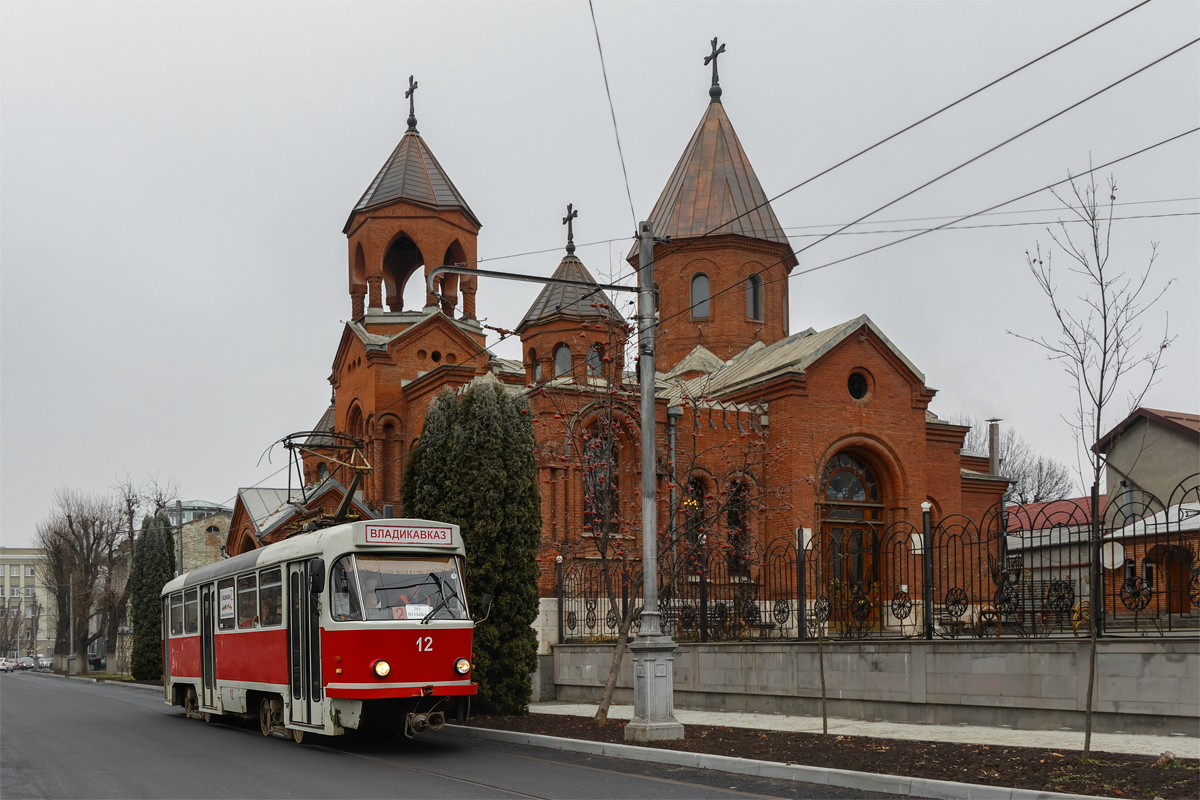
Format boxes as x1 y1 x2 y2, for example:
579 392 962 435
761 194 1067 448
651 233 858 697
160 518 487 741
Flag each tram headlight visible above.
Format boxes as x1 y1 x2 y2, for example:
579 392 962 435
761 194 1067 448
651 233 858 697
371 659 391 678
453 657 471 676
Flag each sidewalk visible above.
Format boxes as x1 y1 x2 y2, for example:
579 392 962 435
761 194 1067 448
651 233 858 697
530 702 1199 759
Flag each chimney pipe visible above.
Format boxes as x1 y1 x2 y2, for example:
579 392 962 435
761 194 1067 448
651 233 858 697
986 419 1002 475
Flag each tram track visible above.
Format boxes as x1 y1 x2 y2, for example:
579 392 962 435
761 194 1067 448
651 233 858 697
9 674 844 799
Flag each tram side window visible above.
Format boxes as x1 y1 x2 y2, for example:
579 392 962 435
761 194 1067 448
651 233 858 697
183 589 199 634
259 568 283 627
330 556 363 622
169 592 184 636
217 578 236 631
237 574 258 628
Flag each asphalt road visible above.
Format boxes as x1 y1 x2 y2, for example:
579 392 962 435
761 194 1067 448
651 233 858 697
0 672 890 799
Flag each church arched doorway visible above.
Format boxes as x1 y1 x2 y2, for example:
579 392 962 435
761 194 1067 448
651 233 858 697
819 453 885 630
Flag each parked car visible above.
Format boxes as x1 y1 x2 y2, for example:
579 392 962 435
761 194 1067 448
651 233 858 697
16 657 35 671
0 657 13 673
88 653 105 671
36 657 52 669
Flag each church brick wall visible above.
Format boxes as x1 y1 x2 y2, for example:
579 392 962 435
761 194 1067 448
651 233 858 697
642 236 793 371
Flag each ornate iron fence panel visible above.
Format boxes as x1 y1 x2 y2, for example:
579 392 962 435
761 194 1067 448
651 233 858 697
559 558 642 643
1100 473 1199 636
556 476 1199 643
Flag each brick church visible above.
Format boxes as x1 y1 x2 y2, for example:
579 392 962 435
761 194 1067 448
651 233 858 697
225 62 1008 603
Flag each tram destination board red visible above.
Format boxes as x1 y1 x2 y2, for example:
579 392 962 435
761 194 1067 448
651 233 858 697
361 523 456 546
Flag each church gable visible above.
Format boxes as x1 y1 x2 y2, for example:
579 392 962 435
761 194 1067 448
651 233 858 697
385 311 488 376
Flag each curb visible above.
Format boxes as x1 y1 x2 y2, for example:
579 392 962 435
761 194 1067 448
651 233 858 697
24 671 163 692
447 725 1113 800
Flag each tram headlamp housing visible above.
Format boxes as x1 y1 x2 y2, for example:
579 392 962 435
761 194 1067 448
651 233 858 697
453 657 471 676
371 659 391 678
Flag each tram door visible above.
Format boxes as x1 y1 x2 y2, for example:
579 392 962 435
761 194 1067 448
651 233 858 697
200 585 215 708
287 561 322 726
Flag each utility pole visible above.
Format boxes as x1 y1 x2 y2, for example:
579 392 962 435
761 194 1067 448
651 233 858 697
623 220 684 741
175 499 183 577
427 220 683 740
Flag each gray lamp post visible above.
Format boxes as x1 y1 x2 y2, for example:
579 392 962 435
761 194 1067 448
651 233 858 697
623 220 684 741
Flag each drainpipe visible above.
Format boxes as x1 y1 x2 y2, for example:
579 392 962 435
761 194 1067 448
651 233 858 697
667 405 683 602
667 406 683 542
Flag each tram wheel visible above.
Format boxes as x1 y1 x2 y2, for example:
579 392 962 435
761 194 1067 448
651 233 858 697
259 697 272 736
183 687 200 720
292 728 304 744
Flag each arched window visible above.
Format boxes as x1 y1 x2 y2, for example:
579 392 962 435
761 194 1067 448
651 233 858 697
691 273 710 318
317 463 329 481
747 274 763 320
205 525 220 535
726 478 751 577
554 344 572 377
587 344 603 377
529 348 540 381
683 477 707 544
822 454 879 504
583 428 620 536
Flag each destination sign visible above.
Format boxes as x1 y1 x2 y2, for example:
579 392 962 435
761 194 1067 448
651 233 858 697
362 524 455 547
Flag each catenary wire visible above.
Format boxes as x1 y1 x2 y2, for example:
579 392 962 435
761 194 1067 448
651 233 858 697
646 127 1200 341
588 0 638 229
354 129 1200 490
786 211 1198 238
698 0 1156 241
233 18 1187 525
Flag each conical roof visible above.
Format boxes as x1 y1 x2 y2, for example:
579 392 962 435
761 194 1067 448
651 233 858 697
345 130 480 231
630 101 790 257
517 254 626 332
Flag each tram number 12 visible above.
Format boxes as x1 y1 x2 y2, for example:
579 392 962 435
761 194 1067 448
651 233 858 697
416 636 433 652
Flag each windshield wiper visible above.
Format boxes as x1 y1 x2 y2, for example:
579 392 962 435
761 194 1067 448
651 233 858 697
420 572 461 625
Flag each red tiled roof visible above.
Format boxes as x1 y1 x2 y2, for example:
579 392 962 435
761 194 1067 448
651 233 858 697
1006 495 1107 531
1095 407 1199 452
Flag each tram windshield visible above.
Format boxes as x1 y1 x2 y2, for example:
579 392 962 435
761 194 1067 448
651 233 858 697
330 554 468 622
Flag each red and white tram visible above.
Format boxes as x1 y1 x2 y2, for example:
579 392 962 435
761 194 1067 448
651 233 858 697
161 518 485 741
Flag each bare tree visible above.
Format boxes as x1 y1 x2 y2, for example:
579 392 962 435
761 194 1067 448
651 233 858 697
532 303 795 723
949 414 1074 504
143 474 180 518
1011 170 1174 758
106 475 144 671
34 488 130 674
0 602 23 657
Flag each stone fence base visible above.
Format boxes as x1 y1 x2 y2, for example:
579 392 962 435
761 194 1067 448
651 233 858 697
549 638 1198 737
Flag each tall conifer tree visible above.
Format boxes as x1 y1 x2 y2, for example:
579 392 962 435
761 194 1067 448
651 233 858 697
404 376 540 713
129 514 175 681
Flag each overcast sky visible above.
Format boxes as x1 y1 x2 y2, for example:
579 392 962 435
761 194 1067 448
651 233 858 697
2 1 1197 547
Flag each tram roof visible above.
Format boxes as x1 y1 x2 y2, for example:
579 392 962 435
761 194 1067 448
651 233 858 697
162 518 466 594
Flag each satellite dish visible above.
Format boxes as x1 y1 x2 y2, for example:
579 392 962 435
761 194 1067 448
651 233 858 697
1100 541 1125 570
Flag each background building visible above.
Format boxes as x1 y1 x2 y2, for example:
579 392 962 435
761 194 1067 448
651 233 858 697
0 547 55 658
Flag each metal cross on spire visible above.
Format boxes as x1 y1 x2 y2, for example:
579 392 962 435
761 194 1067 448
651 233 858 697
562 203 579 255
704 37 725 102
405 75 419 132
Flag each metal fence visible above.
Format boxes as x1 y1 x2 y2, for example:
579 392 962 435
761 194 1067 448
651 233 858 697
556 474 1199 643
